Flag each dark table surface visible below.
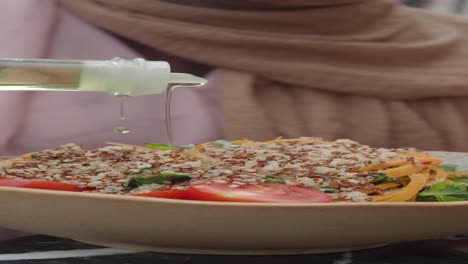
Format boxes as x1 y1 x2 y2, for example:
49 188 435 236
0 235 466 264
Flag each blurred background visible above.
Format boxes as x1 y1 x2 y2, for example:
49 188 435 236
402 0 468 13
3 0 468 155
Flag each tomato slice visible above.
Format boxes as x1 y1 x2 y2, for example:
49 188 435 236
132 189 190 199
0 178 91 192
188 183 332 203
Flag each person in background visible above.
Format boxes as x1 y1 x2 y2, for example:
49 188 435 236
402 0 433 7
56 0 468 152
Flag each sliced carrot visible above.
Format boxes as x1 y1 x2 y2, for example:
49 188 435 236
447 171 466 178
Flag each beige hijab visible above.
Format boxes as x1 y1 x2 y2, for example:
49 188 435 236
60 0 468 151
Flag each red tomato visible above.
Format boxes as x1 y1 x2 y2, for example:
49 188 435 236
188 183 332 203
0 178 90 192
132 189 190 199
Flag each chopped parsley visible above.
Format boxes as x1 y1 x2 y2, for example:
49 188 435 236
144 143 172 150
369 172 388 185
124 173 190 188
320 187 339 193
264 177 285 184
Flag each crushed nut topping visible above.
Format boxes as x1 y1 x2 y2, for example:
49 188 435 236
0 138 417 202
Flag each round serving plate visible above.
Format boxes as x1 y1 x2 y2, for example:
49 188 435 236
0 151 466 255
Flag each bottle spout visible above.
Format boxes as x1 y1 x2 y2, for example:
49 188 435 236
168 73 207 86
79 58 208 96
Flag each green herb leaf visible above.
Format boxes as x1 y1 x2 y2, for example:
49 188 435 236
438 164 458 172
416 180 467 202
418 181 466 196
451 178 468 184
141 167 155 172
415 196 437 202
369 173 388 185
158 172 191 179
320 187 339 193
124 173 191 188
264 177 285 184
145 143 172 150
435 195 465 202
416 195 465 202
31 153 41 158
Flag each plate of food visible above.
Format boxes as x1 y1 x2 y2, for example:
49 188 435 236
0 138 466 255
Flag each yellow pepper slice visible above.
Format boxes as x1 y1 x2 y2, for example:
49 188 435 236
376 182 401 190
384 165 424 178
373 174 427 202
427 165 447 180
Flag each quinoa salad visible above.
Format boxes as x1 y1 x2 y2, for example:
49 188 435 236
0 138 466 203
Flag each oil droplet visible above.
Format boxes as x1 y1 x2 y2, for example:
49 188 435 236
113 93 129 134
119 96 125 120
113 126 130 134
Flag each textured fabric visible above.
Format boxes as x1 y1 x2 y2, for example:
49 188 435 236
59 0 468 151
0 0 222 155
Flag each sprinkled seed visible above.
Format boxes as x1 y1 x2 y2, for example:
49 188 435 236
0 139 414 201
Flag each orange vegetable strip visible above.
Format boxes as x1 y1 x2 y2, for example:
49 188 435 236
427 165 448 180
447 172 466 178
373 173 427 202
384 164 424 178
417 157 443 166
358 189 378 194
231 140 257 147
191 143 208 152
384 174 427 202
376 182 401 190
372 194 392 202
